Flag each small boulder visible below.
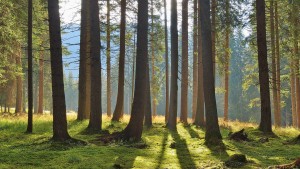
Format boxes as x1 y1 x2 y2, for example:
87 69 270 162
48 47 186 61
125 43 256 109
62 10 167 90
225 154 247 168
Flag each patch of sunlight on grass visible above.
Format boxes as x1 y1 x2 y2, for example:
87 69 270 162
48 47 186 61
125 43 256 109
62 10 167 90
0 114 299 168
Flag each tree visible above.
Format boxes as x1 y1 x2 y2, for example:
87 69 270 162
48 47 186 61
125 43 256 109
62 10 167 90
15 43 23 114
224 0 230 122
199 0 222 143
87 0 102 131
112 0 126 122
211 0 217 77
26 0 33 133
120 0 148 140
38 47 44 114
270 0 280 127
167 0 178 130
180 0 188 124
47 0 71 141
256 0 272 133
78 0 91 120
164 0 169 123
106 0 112 117
144 59 152 128
192 0 198 121
195 0 205 127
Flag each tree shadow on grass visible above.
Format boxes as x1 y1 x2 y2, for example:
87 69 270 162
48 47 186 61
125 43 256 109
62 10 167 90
155 131 169 169
183 125 204 139
171 131 197 169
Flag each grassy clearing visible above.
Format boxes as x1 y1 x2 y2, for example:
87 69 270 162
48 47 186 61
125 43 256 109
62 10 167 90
0 114 299 169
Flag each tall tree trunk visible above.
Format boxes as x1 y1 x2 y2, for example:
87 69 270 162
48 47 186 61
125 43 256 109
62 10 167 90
275 0 281 125
167 0 178 130
256 0 272 133
211 0 217 78
164 0 169 123
78 0 91 120
27 0 33 133
199 0 222 143
112 0 126 122
38 49 44 114
290 60 297 127
224 0 230 122
195 0 204 127
106 0 111 117
192 0 198 121
144 59 152 128
15 44 23 114
150 0 156 118
293 3 300 128
270 0 280 127
34 73 38 114
88 0 102 131
180 0 188 124
121 0 148 140
47 0 71 141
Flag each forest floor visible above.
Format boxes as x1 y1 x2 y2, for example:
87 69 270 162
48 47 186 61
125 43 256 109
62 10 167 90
0 114 299 169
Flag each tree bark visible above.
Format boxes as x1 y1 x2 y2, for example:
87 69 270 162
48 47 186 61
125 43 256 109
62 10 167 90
167 0 178 130
195 0 204 127
106 0 111 117
270 0 280 127
291 60 297 127
48 0 71 141
211 0 217 78
180 0 188 124
27 0 33 133
38 50 44 114
224 0 230 122
293 3 300 128
256 0 272 133
144 58 152 128
15 44 23 114
150 0 156 118
121 0 148 140
192 0 198 121
164 0 169 123
199 0 222 143
112 0 126 122
78 0 91 120
275 0 281 126
87 0 102 131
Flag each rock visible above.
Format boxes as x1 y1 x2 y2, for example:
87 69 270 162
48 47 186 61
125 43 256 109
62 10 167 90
225 154 247 168
170 142 176 149
229 129 250 141
259 137 269 143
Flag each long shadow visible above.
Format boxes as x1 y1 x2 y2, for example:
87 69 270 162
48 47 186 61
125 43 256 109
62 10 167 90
155 131 169 169
183 125 203 139
171 131 197 169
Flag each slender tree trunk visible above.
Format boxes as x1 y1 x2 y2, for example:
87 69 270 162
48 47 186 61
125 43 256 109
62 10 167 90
224 0 230 122
192 0 198 121
256 0 272 133
106 0 111 117
167 0 178 130
34 73 38 114
164 0 169 123
150 0 156 118
211 0 217 78
180 0 188 124
121 0 148 140
290 60 297 127
15 44 23 114
144 59 152 128
27 0 33 133
112 0 126 122
87 0 102 131
38 50 44 114
78 0 90 120
275 0 281 125
48 0 71 141
270 0 280 127
199 0 222 143
293 3 300 128
195 0 204 127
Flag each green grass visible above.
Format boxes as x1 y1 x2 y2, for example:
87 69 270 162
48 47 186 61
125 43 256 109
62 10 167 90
0 115 299 169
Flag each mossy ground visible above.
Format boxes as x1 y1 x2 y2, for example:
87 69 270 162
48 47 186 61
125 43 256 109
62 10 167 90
0 114 299 168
